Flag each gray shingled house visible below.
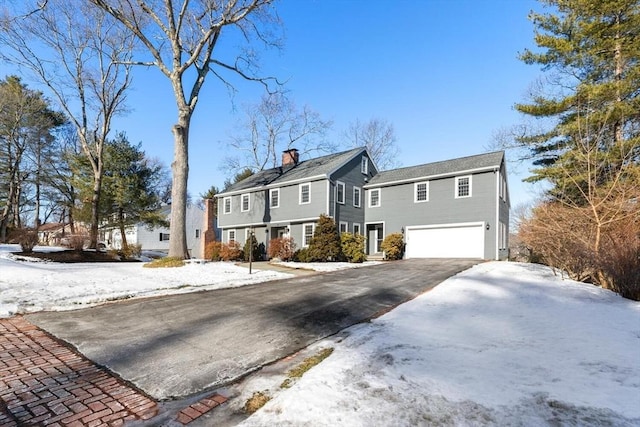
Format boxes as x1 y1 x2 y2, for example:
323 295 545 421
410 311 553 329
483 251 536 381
215 147 377 253
364 151 509 260
215 147 509 260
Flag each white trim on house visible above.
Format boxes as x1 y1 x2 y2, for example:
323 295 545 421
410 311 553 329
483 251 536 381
414 181 429 203
495 169 500 260
326 181 331 215
336 181 346 204
364 221 385 254
361 155 369 175
269 188 280 209
353 186 361 208
302 222 315 247
369 188 381 207
455 175 472 198
241 193 251 212
363 166 499 189
217 175 326 197
299 182 311 204
405 222 485 259
353 223 361 235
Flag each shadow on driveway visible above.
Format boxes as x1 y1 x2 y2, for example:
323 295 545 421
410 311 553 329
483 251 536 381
26 259 479 400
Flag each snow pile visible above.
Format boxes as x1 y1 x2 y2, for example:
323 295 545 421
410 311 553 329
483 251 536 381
241 262 640 426
0 245 293 317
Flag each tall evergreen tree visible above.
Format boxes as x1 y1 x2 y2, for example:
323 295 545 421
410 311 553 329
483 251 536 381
516 0 639 198
0 76 64 241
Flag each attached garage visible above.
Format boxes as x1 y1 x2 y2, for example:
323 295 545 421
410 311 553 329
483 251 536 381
405 222 485 259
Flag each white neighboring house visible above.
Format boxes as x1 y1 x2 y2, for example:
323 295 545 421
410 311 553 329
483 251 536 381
106 201 217 259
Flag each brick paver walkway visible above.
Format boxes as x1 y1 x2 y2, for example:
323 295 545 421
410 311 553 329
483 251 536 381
0 316 158 426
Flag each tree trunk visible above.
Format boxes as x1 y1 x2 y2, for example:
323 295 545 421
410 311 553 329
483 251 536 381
168 113 190 259
89 169 102 249
118 208 128 252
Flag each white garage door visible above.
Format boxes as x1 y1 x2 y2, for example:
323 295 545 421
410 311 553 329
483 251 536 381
405 222 485 259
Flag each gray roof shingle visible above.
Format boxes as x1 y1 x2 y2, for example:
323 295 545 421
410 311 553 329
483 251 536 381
220 147 366 194
367 151 504 187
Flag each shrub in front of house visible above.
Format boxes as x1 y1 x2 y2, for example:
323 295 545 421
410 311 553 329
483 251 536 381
292 247 310 262
307 214 343 262
117 243 142 260
380 233 404 260
341 232 366 263
220 241 243 261
268 237 296 261
12 228 39 253
243 234 264 261
205 241 222 261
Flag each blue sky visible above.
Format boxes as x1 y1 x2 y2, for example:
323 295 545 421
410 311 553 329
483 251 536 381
23 0 549 208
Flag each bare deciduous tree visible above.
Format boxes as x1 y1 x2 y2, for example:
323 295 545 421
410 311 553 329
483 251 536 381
223 92 334 174
89 0 282 258
0 0 134 248
344 118 400 170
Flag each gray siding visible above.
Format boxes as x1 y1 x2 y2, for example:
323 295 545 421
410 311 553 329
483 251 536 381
329 152 374 233
365 170 500 259
218 178 328 228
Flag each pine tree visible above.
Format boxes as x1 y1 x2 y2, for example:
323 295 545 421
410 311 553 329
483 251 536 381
516 0 640 201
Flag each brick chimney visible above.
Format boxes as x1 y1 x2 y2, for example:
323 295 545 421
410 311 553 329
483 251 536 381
282 148 299 167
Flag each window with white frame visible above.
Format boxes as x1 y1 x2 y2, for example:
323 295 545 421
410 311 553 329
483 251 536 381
223 197 231 214
361 156 368 174
353 223 361 235
455 175 472 198
336 181 345 204
270 188 280 208
241 193 250 211
415 181 429 202
369 188 381 207
339 221 348 234
353 186 361 207
228 229 236 243
159 233 170 241
303 223 315 246
299 183 311 204
195 229 200 239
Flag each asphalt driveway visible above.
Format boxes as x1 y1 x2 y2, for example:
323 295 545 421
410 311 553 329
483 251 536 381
26 258 479 400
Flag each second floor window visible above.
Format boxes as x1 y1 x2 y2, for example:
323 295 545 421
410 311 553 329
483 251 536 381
270 188 280 208
456 176 472 198
369 188 381 207
415 182 429 202
300 183 311 204
241 194 250 212
353 186 361 207
223 197 231 214
337 181 345 204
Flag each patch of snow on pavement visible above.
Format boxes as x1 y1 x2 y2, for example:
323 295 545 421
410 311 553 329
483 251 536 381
275 261 382 272
240 262 640 427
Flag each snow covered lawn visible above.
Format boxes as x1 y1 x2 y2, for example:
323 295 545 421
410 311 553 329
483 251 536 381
239 262 640 426
0 245 382 317
0 251 291 318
